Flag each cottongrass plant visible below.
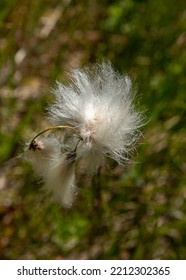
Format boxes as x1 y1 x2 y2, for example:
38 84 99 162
24 62 143 207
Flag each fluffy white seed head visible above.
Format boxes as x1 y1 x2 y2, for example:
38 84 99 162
48 62 142 165
24 62 144 207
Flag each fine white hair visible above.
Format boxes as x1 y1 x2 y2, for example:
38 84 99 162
44 153 76 208
48 62 142 166
24 136 61 178
24 137 76 208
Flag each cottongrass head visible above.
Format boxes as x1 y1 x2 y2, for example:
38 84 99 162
48 62 142 166
24 132 77 208
25 62 144 207
24 135 61 178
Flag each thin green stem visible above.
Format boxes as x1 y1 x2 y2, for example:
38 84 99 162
29 125 77 150
73 138 82 152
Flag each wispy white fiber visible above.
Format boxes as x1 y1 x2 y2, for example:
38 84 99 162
44 153 76 208
24 136 61 178
24 137 76 208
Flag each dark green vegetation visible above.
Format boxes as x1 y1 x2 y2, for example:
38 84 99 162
0 0 185 259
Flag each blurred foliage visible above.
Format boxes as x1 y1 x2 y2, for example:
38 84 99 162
0 0 185 259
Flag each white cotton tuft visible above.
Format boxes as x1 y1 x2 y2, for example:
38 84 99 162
44 153 76 208
24 136 77 207
48 62 143 166
24 136 61 178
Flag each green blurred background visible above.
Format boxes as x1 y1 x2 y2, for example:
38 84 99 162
0 0 185 259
